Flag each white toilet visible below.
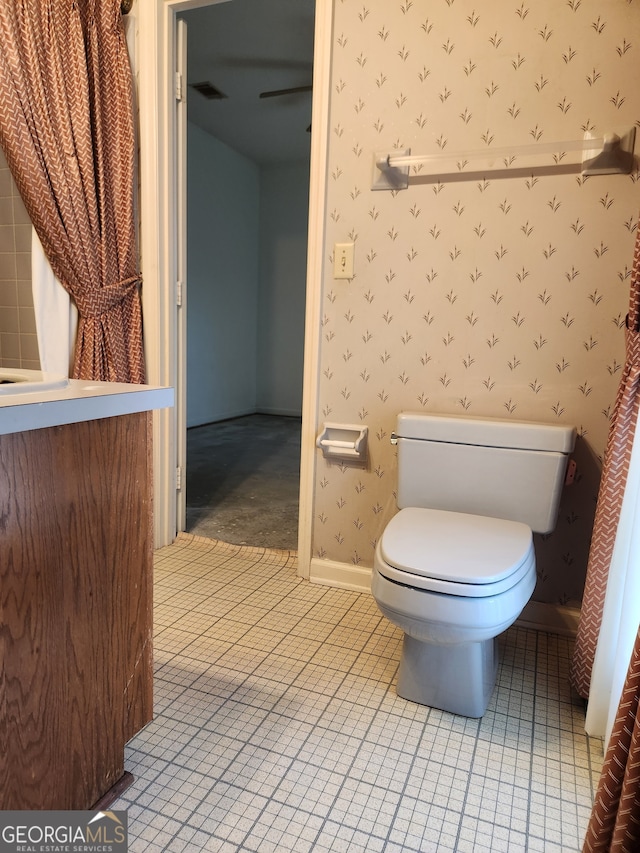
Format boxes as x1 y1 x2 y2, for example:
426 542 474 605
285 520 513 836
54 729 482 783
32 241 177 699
371 411 576 718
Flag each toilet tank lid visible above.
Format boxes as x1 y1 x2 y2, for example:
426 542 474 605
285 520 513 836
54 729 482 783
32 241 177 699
396 412 576 453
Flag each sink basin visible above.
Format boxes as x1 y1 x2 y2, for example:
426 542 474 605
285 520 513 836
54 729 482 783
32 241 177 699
0 368 69 394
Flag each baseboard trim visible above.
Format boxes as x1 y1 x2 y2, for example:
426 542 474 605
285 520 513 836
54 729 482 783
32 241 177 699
309 558 581 637
309 557 372 592
256 407 302 418
515 600 580 638
187 408 256 429
188 408 302 429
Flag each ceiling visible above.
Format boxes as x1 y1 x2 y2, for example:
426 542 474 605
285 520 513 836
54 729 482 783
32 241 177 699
179 0 315 165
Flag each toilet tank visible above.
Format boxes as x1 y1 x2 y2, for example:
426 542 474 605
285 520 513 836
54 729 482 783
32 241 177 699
395 412 576 534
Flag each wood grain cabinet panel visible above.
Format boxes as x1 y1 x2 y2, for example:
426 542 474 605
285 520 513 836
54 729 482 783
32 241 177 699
0 412 153 809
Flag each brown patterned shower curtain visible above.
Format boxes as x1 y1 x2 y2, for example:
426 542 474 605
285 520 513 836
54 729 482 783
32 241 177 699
572 219 640 851
572 232 640 698
583 624 640 852
0 0 144 383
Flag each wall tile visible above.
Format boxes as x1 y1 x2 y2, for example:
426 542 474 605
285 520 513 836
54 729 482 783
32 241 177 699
2 306 19 334
0 225 16 254
0 155 37 370
0 332 20 362
19 305 37 335
18 333 41 368
0 169 13 199
0 281 17 307
14 224 31 253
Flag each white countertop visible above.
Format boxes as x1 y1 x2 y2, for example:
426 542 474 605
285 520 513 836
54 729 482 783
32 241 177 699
0 378 174 435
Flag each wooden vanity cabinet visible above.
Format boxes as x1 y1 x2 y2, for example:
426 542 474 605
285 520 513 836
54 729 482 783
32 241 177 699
0 412 153 809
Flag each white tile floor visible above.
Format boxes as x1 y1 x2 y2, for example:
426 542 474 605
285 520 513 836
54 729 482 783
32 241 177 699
114 533 602 852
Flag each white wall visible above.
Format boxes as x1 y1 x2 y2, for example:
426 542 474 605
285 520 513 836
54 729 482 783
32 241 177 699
186 122 259 427
257 161 309 416
187 122 308 427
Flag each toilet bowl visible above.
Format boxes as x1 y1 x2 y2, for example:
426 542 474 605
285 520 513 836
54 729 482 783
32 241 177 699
371 412 576 717
372 507 537 717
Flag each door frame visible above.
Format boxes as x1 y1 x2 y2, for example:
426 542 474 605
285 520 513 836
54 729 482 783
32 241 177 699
136 0 331 577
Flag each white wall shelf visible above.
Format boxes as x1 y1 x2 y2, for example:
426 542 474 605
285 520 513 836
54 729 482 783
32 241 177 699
372 128 636 190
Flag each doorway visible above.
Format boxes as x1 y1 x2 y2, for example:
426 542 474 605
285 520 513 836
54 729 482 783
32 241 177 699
137 0 331 573
179 0 313 550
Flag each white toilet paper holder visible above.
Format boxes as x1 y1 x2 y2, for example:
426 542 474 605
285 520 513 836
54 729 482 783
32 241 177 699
316 423 368 462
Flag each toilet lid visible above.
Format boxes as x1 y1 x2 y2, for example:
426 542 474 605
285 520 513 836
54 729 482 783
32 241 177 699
379 507 533 588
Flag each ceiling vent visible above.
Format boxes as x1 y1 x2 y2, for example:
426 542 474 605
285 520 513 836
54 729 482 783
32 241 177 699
190 81 227 100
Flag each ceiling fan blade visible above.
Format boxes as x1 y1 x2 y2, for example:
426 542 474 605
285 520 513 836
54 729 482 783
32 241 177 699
259 85 313 99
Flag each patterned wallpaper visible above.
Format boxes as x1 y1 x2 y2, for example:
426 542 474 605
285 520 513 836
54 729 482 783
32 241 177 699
313 0 640 607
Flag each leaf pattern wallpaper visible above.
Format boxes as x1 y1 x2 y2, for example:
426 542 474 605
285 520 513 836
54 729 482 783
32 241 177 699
312 0 640 609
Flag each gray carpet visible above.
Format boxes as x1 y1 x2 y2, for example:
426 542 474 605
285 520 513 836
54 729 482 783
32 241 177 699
186 414 301 550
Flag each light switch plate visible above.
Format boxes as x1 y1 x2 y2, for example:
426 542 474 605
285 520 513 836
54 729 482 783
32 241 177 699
334 242 354 279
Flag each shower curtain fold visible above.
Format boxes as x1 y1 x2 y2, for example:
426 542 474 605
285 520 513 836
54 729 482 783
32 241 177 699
583 624 640 852
0 0 144 383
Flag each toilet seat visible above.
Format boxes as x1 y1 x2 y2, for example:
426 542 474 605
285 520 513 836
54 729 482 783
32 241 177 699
378 507 534 598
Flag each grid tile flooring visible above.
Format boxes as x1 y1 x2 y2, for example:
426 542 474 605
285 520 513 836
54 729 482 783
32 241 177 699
115 533 602 852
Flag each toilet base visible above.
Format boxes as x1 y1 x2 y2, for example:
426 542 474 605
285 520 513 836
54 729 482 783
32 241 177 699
396 634 498 718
